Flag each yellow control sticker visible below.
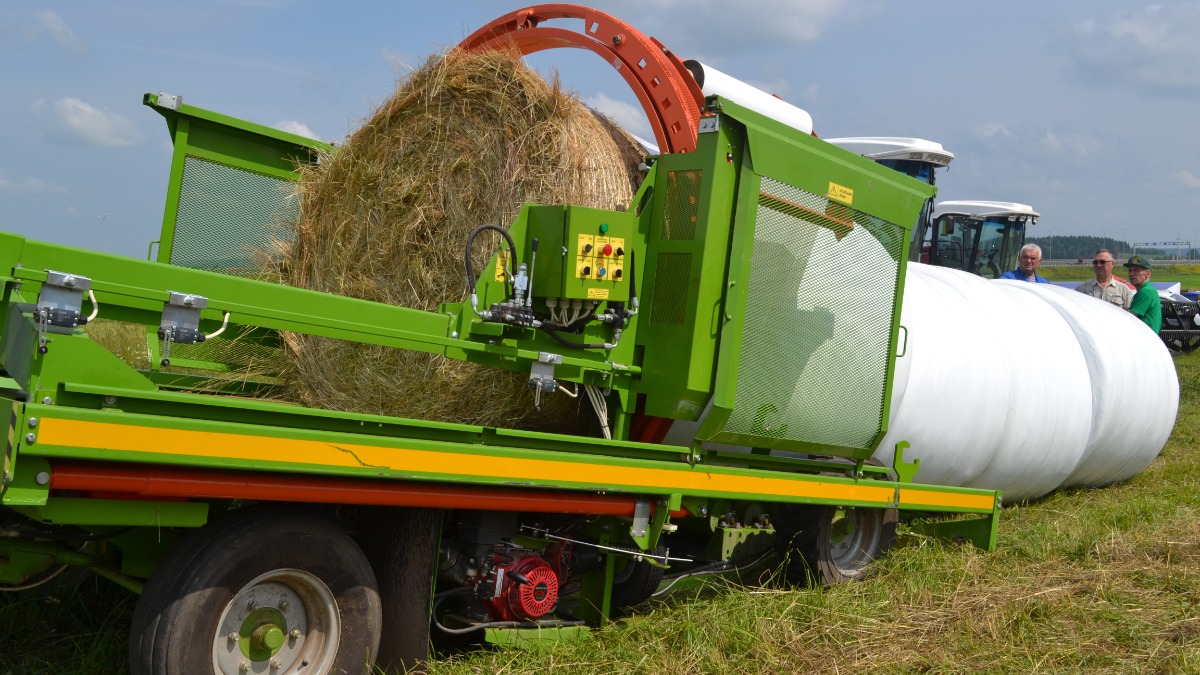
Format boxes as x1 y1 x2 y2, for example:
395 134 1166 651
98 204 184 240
587 288 610 299
493 250 509 282
576 234 596 278
828 182 854 205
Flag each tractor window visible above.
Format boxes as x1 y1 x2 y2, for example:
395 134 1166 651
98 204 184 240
927 214 976 272
877 159 936 185
975 218 1023 278
974 221 1006 278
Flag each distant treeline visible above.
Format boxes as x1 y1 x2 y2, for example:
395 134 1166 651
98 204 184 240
1026 235 1182 260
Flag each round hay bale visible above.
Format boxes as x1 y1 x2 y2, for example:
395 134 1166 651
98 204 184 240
279 49 645 431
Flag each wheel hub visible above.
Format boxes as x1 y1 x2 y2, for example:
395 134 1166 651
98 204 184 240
212 571 338 675
827 507 880 577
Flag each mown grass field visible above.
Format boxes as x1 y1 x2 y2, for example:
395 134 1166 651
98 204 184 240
1042 263 1200 292
422 354 1200 674
3 352 1198 674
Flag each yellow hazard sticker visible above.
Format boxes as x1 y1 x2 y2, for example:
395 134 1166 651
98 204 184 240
828 182 854 205
587 288 610 300
494 250 509 282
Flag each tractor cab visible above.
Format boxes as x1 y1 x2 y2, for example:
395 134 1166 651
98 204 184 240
824 138 1040 279
924 201 1039 278
825 137 954 186
826 137 953 265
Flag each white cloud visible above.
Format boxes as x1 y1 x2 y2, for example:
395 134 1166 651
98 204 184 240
575 0 862 56
1173 170 1200 189
795 83 823 107
276 120 320 140
382 48 420 75
1068 4 1200 95
37 11 85 54
0 166 64 194
973 123 1015 141
584 92 652 140
1038 131 1099 158
745 77 792 100
31 97 144 148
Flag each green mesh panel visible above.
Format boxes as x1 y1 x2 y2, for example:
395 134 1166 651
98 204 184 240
650 252 692 326
165 157 295 371
662 170 701 241
722 176 904 452
171 156 296 273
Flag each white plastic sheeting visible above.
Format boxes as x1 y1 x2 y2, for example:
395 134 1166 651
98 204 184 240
683 61 814 135
875 264 1178 502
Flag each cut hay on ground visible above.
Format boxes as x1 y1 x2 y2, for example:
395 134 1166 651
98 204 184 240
276 48 645 430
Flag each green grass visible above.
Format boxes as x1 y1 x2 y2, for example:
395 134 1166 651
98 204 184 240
1041 264 1200 292
427 352 1200 674
5 355 1200 674
0 576 134 674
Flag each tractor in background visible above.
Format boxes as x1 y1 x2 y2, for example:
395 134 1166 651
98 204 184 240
827 137 1037 278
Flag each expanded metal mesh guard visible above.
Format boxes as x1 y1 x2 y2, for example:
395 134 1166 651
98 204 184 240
722 176 905 453
171 156 296 273
165 156 295 370
662 170 701 241
649 252 692 326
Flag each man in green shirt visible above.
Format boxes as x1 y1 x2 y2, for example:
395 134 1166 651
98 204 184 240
1124 256 1161 333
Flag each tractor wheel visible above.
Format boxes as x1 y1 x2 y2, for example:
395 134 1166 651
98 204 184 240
129 506 381 675
779 505 897 586
359 507 442 673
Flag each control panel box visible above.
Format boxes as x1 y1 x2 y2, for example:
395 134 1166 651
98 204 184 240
563 207 633 302
527 206 635 303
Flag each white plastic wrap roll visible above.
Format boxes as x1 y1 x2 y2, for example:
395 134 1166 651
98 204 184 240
999 280 1178 487
875 264 1178 502
684 60 814 135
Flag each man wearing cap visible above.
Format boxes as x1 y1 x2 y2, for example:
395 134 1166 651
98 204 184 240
1124 255 1161 333
999 243 1050 283
1075 249 1133 309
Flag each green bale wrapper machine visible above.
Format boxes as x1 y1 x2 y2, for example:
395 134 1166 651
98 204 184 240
0 7 1001 674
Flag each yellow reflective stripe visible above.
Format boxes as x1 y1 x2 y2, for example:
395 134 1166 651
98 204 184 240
38 418 902 504
898 487 996 511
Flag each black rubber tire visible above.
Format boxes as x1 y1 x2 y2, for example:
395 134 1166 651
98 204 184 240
610 546 666 611
128 506 381 675
793 506 898 586
359 507 442 674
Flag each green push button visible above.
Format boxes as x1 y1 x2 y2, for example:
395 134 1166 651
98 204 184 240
599 223 609 234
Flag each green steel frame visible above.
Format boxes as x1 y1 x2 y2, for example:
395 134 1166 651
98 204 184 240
145 92 331 266
0 95 1002 598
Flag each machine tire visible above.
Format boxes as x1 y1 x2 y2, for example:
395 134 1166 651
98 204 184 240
128 506 381 675
792 506 898 586
610 546 666 611
359 507 442 674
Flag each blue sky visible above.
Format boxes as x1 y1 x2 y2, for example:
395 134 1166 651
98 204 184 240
3 1 1199 258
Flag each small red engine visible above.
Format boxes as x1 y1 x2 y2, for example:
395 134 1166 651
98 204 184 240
481 555 559 622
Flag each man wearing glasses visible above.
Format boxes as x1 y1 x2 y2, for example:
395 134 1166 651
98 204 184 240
1075 249 1133 309
999 243 1050 283
1124 255 1162 333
